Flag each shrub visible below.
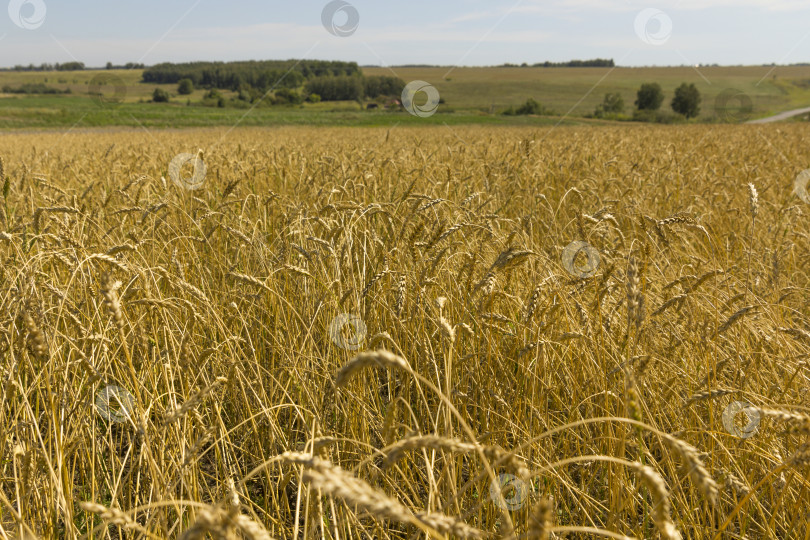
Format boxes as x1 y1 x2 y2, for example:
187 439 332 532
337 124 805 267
517 98 549 115
273 88 303 105
152 88 170 102
200 89 226 108
503 98 552 116
177 78 194 95
2 83 70 95
594 92 624 117
236 84 263 103
632 109 685 124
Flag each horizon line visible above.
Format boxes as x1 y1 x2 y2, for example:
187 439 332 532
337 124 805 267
1 60 809 71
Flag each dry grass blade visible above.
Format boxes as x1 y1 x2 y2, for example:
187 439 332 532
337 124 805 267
163 377 227 425
383 435 529 478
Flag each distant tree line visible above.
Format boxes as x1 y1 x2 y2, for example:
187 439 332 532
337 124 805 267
106 62 145 70
303 76 360 101
144 60 403 103
383 64 449 68
141 60 362 91
7 62 86 71
1 61 145 72
499 59 615 68
304 75 404 101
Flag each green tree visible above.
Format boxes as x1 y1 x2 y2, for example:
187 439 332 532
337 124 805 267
152 88 170 103
177 78 194 95
671 82 701 119
594 92 624 117
635 83 664 111
602 92 624 113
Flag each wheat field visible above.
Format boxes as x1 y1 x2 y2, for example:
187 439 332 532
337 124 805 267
0 125 808 539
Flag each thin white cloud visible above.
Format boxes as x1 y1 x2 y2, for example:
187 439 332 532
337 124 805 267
448 10 499 23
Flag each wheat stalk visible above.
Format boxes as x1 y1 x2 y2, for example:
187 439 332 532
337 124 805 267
281 452 484 538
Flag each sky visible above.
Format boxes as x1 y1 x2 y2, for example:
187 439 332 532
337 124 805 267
0 0 809 68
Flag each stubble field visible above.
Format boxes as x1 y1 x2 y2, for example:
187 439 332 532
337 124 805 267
0 124 809 539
